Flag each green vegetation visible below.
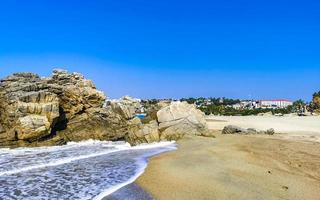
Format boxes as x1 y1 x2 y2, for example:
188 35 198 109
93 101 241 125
142 96 316 116
310 91 320 113
198 105 292 116
287 99 306 114
180 97 240 106
180 97 305 116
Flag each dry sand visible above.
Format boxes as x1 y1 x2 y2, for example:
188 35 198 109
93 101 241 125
206 115 320 134
207 115 320 143
136 116 320 200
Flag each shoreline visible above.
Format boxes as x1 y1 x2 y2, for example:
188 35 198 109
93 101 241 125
100 143 177 200
103 116 320 199
102 183 153 200
135 133 320 200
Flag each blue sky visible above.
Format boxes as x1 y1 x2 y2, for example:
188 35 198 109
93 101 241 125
0 0 319 101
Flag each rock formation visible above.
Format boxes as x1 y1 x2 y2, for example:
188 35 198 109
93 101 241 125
222 125 275 135
0 70 129 147
106 96 142 120
125 118 160 145
0 69 210 147
157 101 209 140
126 101 210 145
0 72 60 146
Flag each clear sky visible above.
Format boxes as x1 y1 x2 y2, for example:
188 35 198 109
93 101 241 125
0 0 319 101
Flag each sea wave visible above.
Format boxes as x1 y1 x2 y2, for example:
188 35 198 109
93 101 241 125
0 140 176 200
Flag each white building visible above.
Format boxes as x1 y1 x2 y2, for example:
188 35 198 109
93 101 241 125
232 100 258 110
257 99 293 109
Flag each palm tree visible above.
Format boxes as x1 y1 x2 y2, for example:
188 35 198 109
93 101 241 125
311 92 320 113
292 99 306 113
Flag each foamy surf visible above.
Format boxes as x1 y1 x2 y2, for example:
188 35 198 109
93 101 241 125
0 140 176 200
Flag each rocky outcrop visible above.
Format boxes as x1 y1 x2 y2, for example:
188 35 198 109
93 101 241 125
0 73 60 146
157 101 209 140
125 118 160 145
140 100 170 124
222 125 275 135
124 101 210 145
0 70 129 147
0 69 211 147
106 96 142 120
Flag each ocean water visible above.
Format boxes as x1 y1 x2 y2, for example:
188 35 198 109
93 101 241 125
0 140 176 200
135 114 146 119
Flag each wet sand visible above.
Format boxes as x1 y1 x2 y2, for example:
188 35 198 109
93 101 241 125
135 116 320 200
102 183 153 200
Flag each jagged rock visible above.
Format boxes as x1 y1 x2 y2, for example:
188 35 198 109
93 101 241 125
0 124 4 133
0 69 125 147
140 100 170 124
222 125 275 135
222 125 247 134
106 96 141 120
0 69 215 148
266 128 275 135
247 128 258 134
126 118 160 145
157 101 209 140
16 115 51 140
57 107 129 142
0 72 60 146
46 69 106 119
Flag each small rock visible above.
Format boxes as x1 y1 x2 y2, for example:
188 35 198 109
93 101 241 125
222 125 276 135
266 128 275 135
222 125 246 134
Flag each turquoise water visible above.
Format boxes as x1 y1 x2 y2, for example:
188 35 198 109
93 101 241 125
135 114 146 119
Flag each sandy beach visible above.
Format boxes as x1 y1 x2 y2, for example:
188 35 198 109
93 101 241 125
206 115 320 135
135 116 320 200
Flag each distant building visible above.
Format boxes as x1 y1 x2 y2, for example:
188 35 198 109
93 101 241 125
257 99 293 109
232 100 257 110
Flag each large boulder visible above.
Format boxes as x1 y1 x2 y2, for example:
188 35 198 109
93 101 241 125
157 101 209 140
0 73 60 146
125 118 160 145
57 107 129 142
46 69 106 119
140 100 170 124
126 101 210 144
106 96 141 120
0 69 128 147
221 125 246 134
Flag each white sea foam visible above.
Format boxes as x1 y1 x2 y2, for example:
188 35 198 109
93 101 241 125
93 148 167 200
0 140 176 200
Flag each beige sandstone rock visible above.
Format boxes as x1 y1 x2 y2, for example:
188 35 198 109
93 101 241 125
126 118 160 145
0 70 117 147
0 69 213 148
157 101 209 140
107 96 141 120
16 115 51 140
